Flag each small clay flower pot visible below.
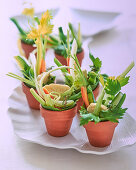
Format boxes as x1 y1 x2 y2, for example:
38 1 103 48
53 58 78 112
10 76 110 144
22 83 40 110
84 121 118 147
55 49 84 66
40 105 77 137
21 41 36 59
77 84 100 113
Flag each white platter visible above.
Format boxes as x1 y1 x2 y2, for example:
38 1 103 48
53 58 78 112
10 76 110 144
69 8 122 37
8 85 136 155
11 8 59 32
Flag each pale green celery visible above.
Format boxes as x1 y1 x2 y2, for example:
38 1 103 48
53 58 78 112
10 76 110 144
77 23 82 49
61 85 75 98
68 23 80 48
68 23 77 41
54 100 74 107
7 73 35 87
38 66 74 106
119 61 135 77
48 66 74 74
93 89 105 116
39 72 54 106
30 88 46 106
30 54 42 96
74 55 87 86
50 92 60 101
67 30 70 55
69 40 77 79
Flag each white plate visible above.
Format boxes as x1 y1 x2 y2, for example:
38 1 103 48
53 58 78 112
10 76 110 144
69 8 122 37
8 85 136 155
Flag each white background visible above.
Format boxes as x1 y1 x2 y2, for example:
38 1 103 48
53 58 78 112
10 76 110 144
0 0 136 169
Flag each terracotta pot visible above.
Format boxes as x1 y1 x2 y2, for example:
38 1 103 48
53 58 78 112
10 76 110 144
22 83 40 110
40 105 77 137
77 84 100 113
84 121 118 147
55 49 84 66
21 41 36 59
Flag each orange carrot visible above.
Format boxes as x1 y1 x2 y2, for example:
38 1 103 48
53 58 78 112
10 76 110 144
43 87 54 99
81 86 89 108
43 87 49 94
67 57 70 73
40 58 46 74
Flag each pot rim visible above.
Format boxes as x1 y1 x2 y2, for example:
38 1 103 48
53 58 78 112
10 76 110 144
40 104 77 113
22 82 30 88
83 120 118 127
93 83 100 91
21 39 35 45
55 48 84 57
22 82 36 90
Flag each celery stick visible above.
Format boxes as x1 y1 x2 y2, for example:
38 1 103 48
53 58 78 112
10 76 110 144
30 88 46 106
120 61 135 77
93 89 105 116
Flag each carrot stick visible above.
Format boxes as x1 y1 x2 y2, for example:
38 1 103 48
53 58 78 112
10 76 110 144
67 57 70 73
40 58 46 74
81 86 89 108
43 87 54 99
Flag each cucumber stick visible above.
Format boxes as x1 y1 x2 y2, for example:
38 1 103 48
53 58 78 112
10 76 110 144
111 92 126 108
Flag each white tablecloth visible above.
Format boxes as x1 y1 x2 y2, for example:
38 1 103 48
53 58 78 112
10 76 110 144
0 0 136 169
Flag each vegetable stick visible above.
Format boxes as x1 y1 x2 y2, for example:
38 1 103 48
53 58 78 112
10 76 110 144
40 58 46 73
81 86 89 108
67 57 70 73
43 87 54 99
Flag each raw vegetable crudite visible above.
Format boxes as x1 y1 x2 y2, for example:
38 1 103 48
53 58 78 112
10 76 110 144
10 8 52 59
54 39 105 113
80 61 134 147
7 10 55 110
49 23 84 66
30 66 77 137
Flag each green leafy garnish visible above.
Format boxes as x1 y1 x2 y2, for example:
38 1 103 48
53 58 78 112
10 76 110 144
100 107 127 123
80 106 100 125
79 61 134 125
117 76 130 87
105 79 121 96
89 52 102 73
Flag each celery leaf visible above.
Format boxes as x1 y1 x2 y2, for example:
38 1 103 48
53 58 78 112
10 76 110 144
105 79 121 96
